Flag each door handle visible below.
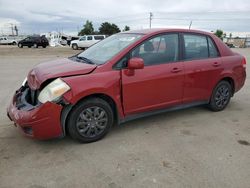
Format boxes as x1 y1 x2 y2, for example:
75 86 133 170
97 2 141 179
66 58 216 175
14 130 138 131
171 67 182 73
213 62 221 67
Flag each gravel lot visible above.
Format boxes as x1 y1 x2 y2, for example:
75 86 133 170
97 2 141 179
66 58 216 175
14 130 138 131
0 46 249 188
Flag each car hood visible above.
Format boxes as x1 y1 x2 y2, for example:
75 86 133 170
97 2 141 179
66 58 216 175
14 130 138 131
27 58 97 90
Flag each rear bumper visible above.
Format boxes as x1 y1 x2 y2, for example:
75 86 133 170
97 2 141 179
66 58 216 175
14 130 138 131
7 88 63 140
235 68 246 93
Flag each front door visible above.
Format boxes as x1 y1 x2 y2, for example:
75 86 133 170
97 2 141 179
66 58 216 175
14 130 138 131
121 33 184 115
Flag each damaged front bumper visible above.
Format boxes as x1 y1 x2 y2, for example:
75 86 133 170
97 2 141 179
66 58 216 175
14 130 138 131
7 86 64 140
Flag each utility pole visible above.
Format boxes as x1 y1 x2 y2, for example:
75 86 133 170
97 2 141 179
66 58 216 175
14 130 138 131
149 12 153 29
14 25 18 36
10 23 14 36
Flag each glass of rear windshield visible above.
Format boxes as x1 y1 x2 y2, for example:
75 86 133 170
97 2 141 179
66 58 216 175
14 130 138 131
77 33 143 65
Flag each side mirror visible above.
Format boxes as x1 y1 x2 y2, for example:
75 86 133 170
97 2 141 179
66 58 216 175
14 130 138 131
128 58 144 70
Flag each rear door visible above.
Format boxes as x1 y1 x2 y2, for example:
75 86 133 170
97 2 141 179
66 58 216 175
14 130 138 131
86 36 96 47
182 33 222 103
121 33 184 115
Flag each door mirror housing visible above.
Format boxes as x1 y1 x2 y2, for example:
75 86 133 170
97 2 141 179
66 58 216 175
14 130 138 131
128 58 144 70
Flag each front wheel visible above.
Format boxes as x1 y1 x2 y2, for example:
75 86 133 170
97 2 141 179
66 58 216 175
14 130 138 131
208 81 232 111
67 98 114 143
72 43 78 50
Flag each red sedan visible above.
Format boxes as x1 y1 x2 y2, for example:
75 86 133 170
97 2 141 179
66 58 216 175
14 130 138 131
7 29 246 142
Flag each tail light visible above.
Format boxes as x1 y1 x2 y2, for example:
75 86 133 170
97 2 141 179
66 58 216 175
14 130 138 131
242 57 246 68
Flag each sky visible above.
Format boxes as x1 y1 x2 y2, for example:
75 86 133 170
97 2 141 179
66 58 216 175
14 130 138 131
0 0 250 36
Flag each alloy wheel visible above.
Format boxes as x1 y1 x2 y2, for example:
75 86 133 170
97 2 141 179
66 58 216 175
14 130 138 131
214 85 230 108
76 106 108 138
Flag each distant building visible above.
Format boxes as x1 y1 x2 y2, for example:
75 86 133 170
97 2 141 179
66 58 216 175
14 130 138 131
224 32 250 48
226 37 246 48
245 36 250 47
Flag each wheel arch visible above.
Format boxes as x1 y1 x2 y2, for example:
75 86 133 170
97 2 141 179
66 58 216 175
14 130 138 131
61 93 119 136
220 77 235 96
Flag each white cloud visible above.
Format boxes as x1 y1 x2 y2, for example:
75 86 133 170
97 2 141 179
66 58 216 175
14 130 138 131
0 0 250 34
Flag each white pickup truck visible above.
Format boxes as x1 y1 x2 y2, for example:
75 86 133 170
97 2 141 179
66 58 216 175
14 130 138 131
0 37 17 45
70 35 106 50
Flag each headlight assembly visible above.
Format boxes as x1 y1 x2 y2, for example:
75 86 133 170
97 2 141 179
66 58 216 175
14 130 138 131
38 78 70 103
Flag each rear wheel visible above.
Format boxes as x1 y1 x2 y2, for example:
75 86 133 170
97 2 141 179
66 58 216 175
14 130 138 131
42 45 46 48
67 98 114 143
72 43 78 50
208 81 232 111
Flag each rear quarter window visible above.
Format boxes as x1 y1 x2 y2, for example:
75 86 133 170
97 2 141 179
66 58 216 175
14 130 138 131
94 36 105 40
208 37 219 57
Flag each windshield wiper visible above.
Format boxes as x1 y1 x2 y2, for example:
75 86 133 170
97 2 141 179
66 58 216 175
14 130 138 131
76 56 95 64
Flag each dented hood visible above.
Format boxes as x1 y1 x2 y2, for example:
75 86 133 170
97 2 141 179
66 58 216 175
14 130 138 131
27 58 97 90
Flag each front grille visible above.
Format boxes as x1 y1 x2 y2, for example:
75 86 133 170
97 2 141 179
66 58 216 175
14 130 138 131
15 86 40 110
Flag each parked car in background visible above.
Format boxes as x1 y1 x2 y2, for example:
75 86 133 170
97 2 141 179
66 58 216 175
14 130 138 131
225 42 235 48
0 37 17 45
70 35 106 50
7 29 246 143
18 36 49 48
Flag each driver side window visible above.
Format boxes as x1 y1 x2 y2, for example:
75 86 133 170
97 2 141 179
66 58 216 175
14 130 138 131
131 33 179 66
80 37 86 41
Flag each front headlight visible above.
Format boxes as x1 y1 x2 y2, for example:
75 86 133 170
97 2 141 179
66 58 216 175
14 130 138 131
38 78 70 103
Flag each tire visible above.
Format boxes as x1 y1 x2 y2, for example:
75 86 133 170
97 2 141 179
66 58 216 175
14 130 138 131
72 43 78 50
18 43 23 48
12 42 17 45
42 45 46 48
28 46 31 48
33 43 38 48
208 81 232 111
67 98 114 143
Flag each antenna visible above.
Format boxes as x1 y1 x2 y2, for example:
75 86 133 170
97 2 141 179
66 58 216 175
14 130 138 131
189 20 192 29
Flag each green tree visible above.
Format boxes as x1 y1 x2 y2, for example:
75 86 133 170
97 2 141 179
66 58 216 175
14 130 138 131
214 29 225 40
123 25 130 31
99 22 121 35
78 20 94 36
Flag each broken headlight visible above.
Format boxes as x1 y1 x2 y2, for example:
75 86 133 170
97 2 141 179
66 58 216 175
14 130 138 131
38 78 70 103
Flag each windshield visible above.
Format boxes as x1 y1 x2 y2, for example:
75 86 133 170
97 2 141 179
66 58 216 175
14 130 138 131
77 33 143 65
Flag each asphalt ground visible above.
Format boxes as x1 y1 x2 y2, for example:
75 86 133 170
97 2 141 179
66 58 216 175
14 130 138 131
0 46 249 188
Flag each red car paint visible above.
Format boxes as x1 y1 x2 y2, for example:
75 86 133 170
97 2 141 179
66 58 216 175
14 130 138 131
27 58 97 90
7 29 246 140
7 92 63 139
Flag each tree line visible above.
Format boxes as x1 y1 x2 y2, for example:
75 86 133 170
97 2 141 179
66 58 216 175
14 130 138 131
78 20 130 36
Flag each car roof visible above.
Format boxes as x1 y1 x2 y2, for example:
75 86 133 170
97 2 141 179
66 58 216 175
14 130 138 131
123 28 213 36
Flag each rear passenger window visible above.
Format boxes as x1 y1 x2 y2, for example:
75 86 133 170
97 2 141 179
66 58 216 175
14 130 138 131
131 34 179 66
184 34 208 60
87 36 93 40
208 37 219 57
